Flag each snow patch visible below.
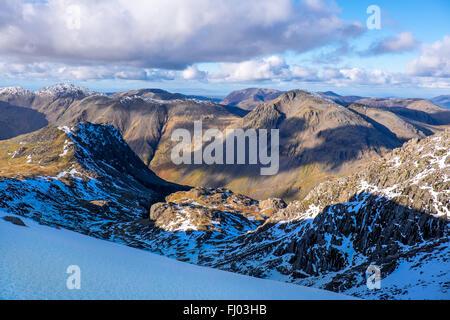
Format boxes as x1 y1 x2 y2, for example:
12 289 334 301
0 213 353 300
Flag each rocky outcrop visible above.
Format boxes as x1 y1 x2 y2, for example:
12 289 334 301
0 122 184 235
149 187 285 233
205 129 449 298
3 216 26 227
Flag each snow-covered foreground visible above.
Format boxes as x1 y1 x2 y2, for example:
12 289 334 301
0 213 353 300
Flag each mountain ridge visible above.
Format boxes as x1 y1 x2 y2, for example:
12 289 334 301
220 88 283 110
1 85 449 201
0 122 185 235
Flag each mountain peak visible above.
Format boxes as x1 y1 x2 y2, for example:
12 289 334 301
320 91 341 97
220 88 283 110
0 86 33 97
112 88 185 101
36 83 94 98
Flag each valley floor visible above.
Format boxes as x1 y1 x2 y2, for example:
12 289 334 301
0 212 352 300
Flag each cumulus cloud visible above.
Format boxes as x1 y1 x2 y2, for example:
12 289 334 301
0 61 176 81
2 55 449 90
333 68 392 85
366 32 418 55
195 53 449 89
319 67 450 89
211 56 290 82
182 65 207 80
0 0 364 69
208 55 319 82
208 56 402 86
291 65 318 80
406 35 450 77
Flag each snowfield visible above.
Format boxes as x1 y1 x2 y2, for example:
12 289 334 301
0 213 353 300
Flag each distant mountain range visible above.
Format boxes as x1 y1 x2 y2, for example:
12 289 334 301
430 95 450 109
222 87 450 111
317 91 366 106
1 84 449 202
220 88 283 110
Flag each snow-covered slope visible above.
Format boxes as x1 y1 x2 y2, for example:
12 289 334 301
0 212 352 300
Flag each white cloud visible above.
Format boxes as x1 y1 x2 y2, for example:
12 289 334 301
406 35 450 77
0 61 176 81
320 67 450 89
291 65 318 79
370 31 418 54
2 56 449 90
195 54 450 89
211 56 293 82
0 0 364 69
338 68 391 85
209 57 396 86
182 65 207 80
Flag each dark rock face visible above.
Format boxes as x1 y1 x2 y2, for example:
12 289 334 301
3 216 26 227
269 193 447 276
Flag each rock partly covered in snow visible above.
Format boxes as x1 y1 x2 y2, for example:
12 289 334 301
35 83 94 98
209 129 449 299
150 187 269 233
0 86 34 97
0 122 184 235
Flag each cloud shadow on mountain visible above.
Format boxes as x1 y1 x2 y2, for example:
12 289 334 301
0 102 48 140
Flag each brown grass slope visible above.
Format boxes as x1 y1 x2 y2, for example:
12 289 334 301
1 85 448 202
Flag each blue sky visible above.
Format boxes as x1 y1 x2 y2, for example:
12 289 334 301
0 0 449 97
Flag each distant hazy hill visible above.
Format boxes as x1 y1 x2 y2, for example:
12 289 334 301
220 88 283 110
317 91 365 106
353 97 450 135
430 95 450 109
